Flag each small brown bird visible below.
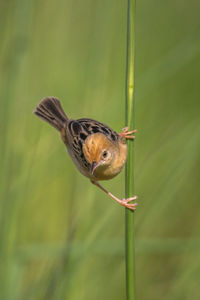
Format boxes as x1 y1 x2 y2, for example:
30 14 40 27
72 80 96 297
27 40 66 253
34 97 137 210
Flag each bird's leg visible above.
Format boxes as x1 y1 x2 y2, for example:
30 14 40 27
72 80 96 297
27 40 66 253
119 127 137 140
91 180 137 211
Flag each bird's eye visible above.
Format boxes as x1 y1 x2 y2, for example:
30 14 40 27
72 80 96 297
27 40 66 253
102 150 108 159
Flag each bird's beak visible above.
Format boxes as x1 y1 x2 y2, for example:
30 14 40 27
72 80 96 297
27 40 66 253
91 161 98 175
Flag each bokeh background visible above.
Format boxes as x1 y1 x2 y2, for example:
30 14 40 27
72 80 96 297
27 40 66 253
0 0 200 299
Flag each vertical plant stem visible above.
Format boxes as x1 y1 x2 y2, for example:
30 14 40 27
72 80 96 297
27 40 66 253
125 0 136 300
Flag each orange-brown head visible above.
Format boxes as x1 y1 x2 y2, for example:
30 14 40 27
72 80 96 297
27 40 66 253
82 133 127 180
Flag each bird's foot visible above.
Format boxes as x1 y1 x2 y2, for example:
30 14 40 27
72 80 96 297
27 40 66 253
119 127 137 140
119 196 138 210
91 181 138 211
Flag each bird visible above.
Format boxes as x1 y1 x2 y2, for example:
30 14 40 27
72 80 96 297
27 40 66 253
34 97 137 210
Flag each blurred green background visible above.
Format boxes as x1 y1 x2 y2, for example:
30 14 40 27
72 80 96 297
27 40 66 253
0 0 200 299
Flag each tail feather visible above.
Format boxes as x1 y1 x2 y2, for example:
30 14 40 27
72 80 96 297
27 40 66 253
34 97 68 131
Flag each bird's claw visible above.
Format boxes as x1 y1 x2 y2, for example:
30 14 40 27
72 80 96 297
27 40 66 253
120 196 138 210
119 127 137 140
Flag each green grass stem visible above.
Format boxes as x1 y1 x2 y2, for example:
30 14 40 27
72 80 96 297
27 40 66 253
125 0 136 299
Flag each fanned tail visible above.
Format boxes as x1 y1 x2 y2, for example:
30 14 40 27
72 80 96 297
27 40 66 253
34 97 68 131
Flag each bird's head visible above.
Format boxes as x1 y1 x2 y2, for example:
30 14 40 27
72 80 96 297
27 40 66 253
82 133 117 178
